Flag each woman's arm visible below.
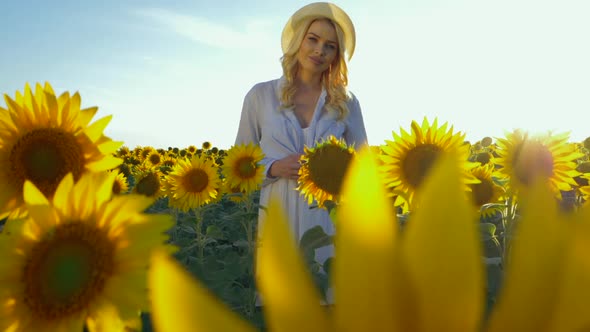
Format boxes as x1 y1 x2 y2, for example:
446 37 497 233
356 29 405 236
344 93 369 150
235 87 261 146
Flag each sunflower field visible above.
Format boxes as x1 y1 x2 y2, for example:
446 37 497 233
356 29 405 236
1 82 590 331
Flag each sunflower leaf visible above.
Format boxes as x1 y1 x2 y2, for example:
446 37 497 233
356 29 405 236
299 225 333 252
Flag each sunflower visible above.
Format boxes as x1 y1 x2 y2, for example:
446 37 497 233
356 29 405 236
186 145 197 154
131 166 165 199
116 146 131 158
111 170 129 195
221 143 265 195
494 130 583 199
468 163 505 216
297 135 355 208
0 82 122 218
379 117 478 212
145 150 163 167
163 154 221 211
0 171 174 331
139 146 154 161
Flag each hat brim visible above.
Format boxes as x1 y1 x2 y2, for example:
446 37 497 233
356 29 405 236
281 2 355 61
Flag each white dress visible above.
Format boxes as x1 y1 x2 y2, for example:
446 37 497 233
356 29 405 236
234 76 368 267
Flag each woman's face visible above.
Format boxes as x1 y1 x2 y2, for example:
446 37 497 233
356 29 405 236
296 19 339 75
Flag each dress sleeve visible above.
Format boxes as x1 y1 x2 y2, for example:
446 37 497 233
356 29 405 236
234 84 279 187
344 93 369 150
235 87 261 145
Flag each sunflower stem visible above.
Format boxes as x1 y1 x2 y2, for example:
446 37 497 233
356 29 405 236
193 207 205 260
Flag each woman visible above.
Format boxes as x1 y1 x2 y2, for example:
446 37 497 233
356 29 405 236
235 2 367 279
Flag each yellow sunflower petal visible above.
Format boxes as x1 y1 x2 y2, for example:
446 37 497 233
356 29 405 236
149 251 256 332
546 206 590 331
401 154 484 331
84 115 112 142
52 173 75 212
486 179 569 332
85 302 127 332
86 156 123 171
334 147 397 330
79 107 98 127
23 180 50 206
98 140 124 155
256 198 331 332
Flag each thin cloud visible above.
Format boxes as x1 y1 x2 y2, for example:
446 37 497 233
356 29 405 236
135 8 275 50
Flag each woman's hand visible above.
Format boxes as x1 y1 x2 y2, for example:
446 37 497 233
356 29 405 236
269 154 302 180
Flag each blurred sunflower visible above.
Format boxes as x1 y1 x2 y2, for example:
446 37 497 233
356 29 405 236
110 170 129 195
297 135 355 208
221 143 265 195
187 145 197 155
145 150 163 167
495 130 583 198
468 163 505 216
0 172 174 332
131 166 165 199
0 82 122 218
116 146 130 158
139 146 154 161
149 148 590 332
379 117 478 212
481 136 493 147
163 154 221 211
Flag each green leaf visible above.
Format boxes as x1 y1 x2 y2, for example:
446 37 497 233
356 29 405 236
206 225 225 240
480 222 497 241
300 225 333 252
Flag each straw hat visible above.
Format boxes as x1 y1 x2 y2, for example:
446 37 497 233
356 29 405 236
281 2 356 61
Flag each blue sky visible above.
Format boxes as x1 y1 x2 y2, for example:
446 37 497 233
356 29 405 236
1 0 589 149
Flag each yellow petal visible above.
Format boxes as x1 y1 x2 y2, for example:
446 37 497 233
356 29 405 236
546 206 590 332
84 115 112 142
98 140 125 154
85 302 128 332
23 180 49 206
402 154 484 332
79 106 98 127
52 173 75 213
149 251 256 332
333 147 397 330
86 156 123 172
486 179 568 332
256 198 331 332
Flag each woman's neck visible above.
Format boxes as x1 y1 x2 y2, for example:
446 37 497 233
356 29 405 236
295 72 322 92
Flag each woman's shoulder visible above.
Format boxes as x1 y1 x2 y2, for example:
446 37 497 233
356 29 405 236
248 78 282 96
345 90 361 109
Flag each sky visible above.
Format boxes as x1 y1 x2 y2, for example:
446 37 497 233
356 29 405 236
1 0 589 149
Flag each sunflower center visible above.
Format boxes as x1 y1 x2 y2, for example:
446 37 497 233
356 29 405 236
513 141 554 186
181 168 209 193
471 179 495 206
475 152 492 165
22 222 115 320
112 180 122 195
10 128 84 198
149 154 161 165
308 145 353 195
402 144 442 189
235 157 257 179
135 173 161 197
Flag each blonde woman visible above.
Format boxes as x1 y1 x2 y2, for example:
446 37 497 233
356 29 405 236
234 2 367 296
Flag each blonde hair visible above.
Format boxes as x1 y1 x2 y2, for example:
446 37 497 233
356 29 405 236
280 17 350 119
